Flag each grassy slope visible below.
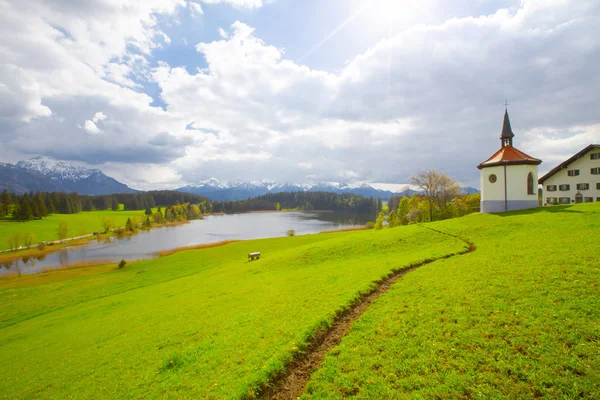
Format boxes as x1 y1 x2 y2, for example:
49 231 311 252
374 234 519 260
304 204 600 399
0 226 465 399
0 209 146 250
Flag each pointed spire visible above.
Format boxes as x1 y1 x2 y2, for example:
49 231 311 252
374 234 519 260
500 109 515 139
500 109 514 147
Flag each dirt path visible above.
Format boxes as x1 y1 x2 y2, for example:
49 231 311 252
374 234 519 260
260 227 476 400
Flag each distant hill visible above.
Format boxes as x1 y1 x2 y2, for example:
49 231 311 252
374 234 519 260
459 186 480 195
0 156 136 195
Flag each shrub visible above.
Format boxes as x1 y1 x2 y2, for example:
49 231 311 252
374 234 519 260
125 218 135 232
37 242 46 251
286 229 295 237
364 222 375 229
117 259 127 269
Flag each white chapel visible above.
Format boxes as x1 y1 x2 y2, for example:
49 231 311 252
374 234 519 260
478 109 542 213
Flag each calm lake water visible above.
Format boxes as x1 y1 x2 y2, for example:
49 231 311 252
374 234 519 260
1 212 370 276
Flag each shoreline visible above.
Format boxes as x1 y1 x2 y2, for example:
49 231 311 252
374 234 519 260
0 220 191 265
0 223 368 283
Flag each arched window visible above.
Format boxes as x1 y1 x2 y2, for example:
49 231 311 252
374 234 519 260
527 172 534 195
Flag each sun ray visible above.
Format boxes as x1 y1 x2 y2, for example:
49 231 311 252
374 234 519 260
299 3 370 62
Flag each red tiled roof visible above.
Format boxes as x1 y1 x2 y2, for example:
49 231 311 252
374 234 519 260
478 145 542 169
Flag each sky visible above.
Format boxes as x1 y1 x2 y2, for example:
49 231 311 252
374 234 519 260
0 0 599 190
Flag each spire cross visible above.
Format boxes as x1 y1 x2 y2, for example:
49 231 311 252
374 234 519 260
504 99 509 110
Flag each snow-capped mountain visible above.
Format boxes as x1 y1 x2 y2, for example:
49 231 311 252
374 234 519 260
17 156 103 182
177 179 397 201
0 156 135 195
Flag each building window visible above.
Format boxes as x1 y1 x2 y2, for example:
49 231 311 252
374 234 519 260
489 174 497 183
568 170 580 176
527 172 534 195
546 197 557 205
577 183 590 190
597 197 600 202
559 197 570 204
585 197 594 203
591 153 600 160
591 168 600 175
575 193 583 203
546 185 557 191
559 184 570 191
597 183 600 190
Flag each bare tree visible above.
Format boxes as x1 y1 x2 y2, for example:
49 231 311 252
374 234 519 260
102 218 115 234
57 221 69 241
410 169 459 222
24 234 35 249
7 233 20 252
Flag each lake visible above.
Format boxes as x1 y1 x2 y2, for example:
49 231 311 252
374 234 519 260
0 211 370 276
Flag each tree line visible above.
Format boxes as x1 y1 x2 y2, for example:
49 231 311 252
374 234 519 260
0 189 212 221
373 169 480 229
212 191 381 215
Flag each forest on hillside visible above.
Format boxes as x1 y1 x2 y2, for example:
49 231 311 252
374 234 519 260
212 191 381 215
0 190 212 221
0 189 381 222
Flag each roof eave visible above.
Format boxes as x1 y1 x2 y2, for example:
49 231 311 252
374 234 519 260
538 144 600 184
478 159 542 170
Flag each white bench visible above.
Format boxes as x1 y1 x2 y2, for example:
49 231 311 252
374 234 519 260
248 252 261 261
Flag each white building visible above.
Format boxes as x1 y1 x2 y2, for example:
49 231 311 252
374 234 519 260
538 144 600 205
478 110 542 213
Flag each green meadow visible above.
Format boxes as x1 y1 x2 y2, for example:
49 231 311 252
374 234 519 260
0 225 465 399
0 204 598 399
304 204 600 398
0 209 147 250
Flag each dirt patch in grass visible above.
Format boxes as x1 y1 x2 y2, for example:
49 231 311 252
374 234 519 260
261 229 475 400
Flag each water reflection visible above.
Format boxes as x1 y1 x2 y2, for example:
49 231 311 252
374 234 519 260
0 211 371 276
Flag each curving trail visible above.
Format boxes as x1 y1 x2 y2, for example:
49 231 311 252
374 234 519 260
261 227 476 400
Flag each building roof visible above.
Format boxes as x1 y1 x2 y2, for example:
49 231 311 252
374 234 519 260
500 109 515 139
538 144 600 184
478 145 542 169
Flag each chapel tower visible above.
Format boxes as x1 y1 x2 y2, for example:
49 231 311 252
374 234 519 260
478 109 542 213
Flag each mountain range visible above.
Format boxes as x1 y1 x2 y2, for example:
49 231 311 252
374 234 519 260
176 179 479 201
176 180 399 201
0 156 479 199
0 156 135 195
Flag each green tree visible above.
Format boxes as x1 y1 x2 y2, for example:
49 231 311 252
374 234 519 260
111 196 119 211
125 218 135 232
0 189 11 217
374 211 384 230
387 210 399 228
276 202 281 211
145 207 152 215
45 194 57 214
15 196 34 221
152 210 164 224
34 192 49 218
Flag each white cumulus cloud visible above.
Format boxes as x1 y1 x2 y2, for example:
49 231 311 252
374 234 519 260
1 0 599 189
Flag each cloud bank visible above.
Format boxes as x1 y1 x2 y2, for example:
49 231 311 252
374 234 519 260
0 0 599 189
